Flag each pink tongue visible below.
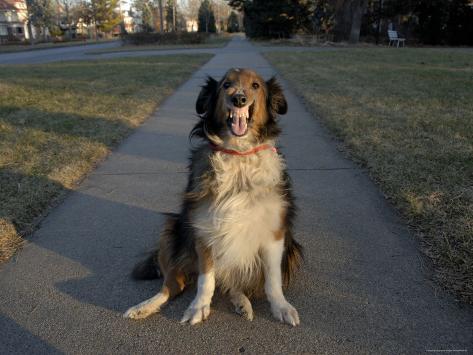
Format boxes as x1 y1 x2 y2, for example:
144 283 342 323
231 115 247 136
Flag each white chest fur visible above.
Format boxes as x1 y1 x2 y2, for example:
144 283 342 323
192 149 286 290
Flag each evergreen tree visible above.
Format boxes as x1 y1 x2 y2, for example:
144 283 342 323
198 0 216 33
229 0 308 38
90 0 121 37
227 11 239 33
165 0 175 31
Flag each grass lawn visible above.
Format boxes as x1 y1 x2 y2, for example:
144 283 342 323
0 38 119 53
253 38 323 47
253 36 348 47
265 48 473 303
0 54 212 262
86 35 231 55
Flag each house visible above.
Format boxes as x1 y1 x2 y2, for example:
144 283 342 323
121 9 135 33
186 19 198 32
0 0 28 42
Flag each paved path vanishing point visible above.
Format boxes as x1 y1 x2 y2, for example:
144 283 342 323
0 36 472 354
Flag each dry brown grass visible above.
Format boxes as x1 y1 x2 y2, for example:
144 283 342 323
0 219 24 263
0 54 212 263
266 48 473 303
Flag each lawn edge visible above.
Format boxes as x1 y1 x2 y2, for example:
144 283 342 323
265 52 469 305
0 39 120 54
0 53 214 265
85 39 230 55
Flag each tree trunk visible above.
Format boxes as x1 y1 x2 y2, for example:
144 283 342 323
349 0 366 43
27 21 34 45
24 0 34 45
158 0 164 33
65 3 71 40
333 0 352 41
172 0 176 32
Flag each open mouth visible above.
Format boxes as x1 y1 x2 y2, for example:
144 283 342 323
227 103 254 137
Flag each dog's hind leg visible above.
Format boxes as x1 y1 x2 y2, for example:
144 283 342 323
229 289 253 321
124 269 186 319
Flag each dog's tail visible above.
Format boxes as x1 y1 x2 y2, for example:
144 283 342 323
282 234 304 287
131 213 180 280
131 252 161 280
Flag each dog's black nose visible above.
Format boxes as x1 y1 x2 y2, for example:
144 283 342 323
232 94 247 108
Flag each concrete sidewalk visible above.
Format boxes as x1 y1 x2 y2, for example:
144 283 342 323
0 36 472 354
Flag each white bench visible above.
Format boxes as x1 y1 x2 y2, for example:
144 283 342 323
388 30 406 47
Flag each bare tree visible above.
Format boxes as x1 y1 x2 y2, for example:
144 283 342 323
183 0 200 29
211 0 231 32
26 0 56 42
57 0 74 39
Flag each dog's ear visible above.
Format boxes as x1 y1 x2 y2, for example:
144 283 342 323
266 77 288 115
196 76 218 115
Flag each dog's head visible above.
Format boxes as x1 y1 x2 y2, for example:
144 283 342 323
193 68 287 144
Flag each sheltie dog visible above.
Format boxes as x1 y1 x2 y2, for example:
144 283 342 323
124 68 303 326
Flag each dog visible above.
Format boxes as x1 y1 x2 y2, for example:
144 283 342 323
124 68 303 326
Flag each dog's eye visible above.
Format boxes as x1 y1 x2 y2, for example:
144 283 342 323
252 82 260 89
223 82 231 89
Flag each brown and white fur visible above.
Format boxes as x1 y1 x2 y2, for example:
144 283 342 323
124 68 303 326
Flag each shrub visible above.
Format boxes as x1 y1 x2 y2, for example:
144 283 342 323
122 31 209 45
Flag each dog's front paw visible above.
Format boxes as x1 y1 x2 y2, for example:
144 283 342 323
180 303 211 325
271 301 300 326
123 304 155 319
123 299 160 319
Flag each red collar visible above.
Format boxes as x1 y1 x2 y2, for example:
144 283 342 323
210 143 277 156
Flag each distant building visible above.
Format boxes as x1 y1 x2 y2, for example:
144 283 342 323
186 19 197 32
122 10 134 33
114 0 135 34
0 0 27 42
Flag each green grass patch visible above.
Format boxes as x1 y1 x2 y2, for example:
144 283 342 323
265 48 473 303
0 54 212 262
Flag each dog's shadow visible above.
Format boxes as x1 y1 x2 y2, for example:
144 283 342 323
56 266 275 323
41 191 287 324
